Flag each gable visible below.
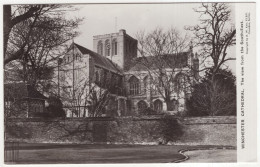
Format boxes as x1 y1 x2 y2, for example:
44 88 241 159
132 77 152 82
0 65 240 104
74 43 123 74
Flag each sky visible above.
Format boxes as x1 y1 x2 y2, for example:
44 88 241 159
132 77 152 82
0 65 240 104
66 3 236 73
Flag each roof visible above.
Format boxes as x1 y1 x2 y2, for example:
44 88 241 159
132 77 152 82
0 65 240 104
128 52 190 71
73 43 123 74
4 83 47 100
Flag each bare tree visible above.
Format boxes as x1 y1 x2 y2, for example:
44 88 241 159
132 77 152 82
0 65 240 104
185 3 236 115
4 5 82 65
186 3 236 75
87 85 110 117
61 72 121 117
135 27 193 111
4 5 40 64
4 4 82 96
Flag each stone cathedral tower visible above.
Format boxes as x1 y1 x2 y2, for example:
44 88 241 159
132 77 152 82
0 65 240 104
93 29 138 71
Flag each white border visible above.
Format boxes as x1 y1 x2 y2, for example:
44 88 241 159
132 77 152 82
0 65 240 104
1 0 259 167
236 2 257 162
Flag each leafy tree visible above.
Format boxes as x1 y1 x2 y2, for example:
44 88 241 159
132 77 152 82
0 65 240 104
158 116 184 144
187 68 236 116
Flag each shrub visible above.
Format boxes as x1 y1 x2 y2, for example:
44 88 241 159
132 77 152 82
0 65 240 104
158 116 184 144
187 68 236 116
46 96 66 118
141 107 157 115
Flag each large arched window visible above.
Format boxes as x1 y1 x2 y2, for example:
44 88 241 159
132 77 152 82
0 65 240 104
105 40 110 56
143 76 148 94
97 40 103 56
169 99 178 111
112 39 117 55
137 100 147 113
154 99 163 112
175 73 188 92
129 76 140 95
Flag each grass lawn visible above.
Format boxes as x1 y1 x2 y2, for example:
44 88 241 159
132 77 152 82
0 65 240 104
5 143 236 164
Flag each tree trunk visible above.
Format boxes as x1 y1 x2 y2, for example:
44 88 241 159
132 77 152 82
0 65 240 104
165 95 172 111
210 69 217 116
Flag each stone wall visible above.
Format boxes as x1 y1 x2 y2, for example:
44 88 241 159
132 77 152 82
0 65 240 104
176 116 236 146
5 116 236 146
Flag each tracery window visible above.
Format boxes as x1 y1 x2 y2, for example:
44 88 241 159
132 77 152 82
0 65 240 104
154 99 163 112
129 76 140 95
137 100 147 113
175 73 188 92
169 99 178 111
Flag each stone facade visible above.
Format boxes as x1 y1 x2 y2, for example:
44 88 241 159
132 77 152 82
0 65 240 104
58 29 199 117
93 29 138 71
125 48 199 115
58 42 127 117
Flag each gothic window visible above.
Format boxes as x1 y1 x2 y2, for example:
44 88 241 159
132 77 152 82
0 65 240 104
129 76 140 95
30 101 40 114
137 100 147 113
175 73 188 91
143 76 148 94
154 99 163 112
169 99 178 111
112 39 117 55
97 40 103 56
105 40 110 56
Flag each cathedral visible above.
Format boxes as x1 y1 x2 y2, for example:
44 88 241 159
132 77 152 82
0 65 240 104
57 29 199 117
